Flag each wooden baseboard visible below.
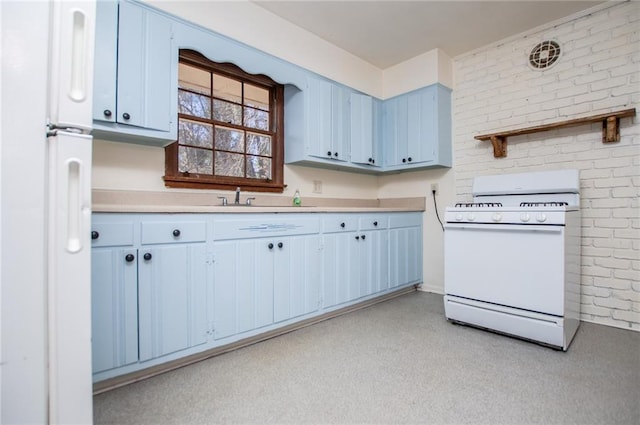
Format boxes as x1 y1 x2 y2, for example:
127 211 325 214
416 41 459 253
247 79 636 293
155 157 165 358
93 285 418 394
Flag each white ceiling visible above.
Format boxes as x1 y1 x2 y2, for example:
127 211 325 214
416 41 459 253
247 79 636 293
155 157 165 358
253 0 606 68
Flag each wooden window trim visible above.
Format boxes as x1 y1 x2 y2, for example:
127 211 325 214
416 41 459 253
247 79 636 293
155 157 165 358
164 50 285 193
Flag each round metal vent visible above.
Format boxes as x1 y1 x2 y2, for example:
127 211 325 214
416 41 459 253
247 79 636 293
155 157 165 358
529 40 561 70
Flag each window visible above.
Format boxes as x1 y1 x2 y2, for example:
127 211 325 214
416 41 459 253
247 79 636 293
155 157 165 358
164 50 284 192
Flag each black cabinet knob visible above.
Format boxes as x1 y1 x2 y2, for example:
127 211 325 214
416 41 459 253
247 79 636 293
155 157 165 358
355 236 360 240
361 235 366 240
368 157 373 163
122 112 131 120
125 254 135 263
91 231 99 240
402 158 407 163
334 152 339 157
278 242 283 248
340 222 345 228
327 151 332 156
103 109 112 117
373 221 378 226
143 252 152 261
408 157 412 162
172 229 181 237
268 243 274 250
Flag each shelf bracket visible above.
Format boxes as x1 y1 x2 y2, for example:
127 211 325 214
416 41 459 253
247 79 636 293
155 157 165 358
490 135 507 158
475 108 636 158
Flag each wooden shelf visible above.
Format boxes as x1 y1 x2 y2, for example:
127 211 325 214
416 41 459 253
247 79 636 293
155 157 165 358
475 108 636 158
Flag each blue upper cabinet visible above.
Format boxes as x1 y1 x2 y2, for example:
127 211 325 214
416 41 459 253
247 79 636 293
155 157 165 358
383 84 452 171
93 0 178 146
350 94 381 168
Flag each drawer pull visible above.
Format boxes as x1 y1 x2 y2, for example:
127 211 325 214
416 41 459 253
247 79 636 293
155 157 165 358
268 243 274 250
143 252 152 261
172 229 181 237
91 230 99 240
278 242 283 248
125 254 135 263
340 222 345 228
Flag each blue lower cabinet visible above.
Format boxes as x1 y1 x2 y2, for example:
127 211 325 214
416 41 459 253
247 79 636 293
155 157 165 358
212 234 322 341
91 247 138 373
137 243 208 361
91 211 421 382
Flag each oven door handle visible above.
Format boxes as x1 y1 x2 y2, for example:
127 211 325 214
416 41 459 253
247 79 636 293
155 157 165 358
444 223 563 233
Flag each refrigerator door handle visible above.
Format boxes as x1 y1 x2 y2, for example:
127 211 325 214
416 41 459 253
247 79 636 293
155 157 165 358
69 9 89 102
65 158 83 253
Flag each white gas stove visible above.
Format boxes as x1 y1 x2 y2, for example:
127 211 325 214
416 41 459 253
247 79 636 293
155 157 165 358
444 169 582 350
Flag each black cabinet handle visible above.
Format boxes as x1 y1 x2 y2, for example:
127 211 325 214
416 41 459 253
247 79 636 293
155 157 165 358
373 221 378 226
355 236 360 240
268 243 274 250
91 231 99 240
125 254 135 263
334 152 339 157
103 109 112 117
278 242 283 248
340 222 345 228
172 229 181 237
408 157 412 162
122 112 131 120
143 252 152 261
327 151 332 156
361 235 366 240
402 158 407 163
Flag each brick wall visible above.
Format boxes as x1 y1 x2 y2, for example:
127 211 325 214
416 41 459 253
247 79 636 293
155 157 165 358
453 1 639 330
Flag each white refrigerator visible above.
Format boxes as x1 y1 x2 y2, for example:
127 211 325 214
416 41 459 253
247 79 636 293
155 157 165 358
1 0 95 423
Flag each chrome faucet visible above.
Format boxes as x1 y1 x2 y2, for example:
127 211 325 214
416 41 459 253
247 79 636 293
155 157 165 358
235 187 241 205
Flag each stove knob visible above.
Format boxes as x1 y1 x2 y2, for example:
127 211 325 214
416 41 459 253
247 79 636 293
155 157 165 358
520 213 531 222
455 213 464 222
536 213 547 223
467 213 476 222
492 213 502 222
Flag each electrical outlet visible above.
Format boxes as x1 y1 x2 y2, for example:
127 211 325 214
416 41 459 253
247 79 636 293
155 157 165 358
431 183 439 194
313 180 323 194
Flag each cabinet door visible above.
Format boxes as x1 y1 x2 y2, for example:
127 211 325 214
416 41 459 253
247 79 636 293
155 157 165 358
323 232 358 307
358 230 389 296
350 93 376 166
331 84 350 162
273 235 322 322
389 226 422 288
383 95 409 166
117 1 174 131
306 77 333 159
91 247 138 373
93 0 118 124
138 243 208 361
406 88 436 164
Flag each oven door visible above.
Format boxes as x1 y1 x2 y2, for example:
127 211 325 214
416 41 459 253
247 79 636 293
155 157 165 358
444 222 566 316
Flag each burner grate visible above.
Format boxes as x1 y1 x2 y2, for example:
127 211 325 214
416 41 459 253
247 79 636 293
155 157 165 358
520 202 568 207
455 202 503 208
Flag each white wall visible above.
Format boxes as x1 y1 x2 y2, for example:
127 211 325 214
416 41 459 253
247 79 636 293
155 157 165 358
452 1 639 330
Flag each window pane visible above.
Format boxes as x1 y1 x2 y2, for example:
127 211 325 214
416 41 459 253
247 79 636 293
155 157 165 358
245 84 269 110
244 107 269 131
213 74 241 103
246 132 271 156
213 99 242 125
178 64 210 95
178 90 211 119
179 119 213 148
246 156 271 180
215 151 244 177
178 146 213 174
215 126 244 153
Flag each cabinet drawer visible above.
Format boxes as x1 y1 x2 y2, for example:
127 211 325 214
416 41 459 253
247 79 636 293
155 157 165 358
91 222 134 247
389 213 422 229
359 215 389 231
213 215 320 240
141 221 207 245
322 216 358 233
